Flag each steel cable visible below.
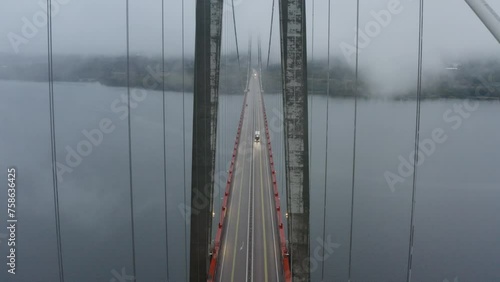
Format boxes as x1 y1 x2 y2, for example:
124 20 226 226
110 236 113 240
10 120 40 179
161 0 171 280
231 0 244 91
266 0 276 69
47 0 64 281
321 1 331 279
125 0 137 278
309 0 315 170
347 0 360 280
406 0 425 281
181 0 188 279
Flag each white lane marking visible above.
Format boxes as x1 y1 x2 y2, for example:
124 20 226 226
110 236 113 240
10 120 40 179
246 98 254 282
251 86 256 282
251 158 255 282
240 241 245 251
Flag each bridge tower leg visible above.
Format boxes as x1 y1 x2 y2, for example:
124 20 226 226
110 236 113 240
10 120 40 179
279 0 310 281
190 1 223 281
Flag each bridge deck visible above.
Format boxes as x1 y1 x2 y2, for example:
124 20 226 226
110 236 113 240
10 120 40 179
215 73 283 282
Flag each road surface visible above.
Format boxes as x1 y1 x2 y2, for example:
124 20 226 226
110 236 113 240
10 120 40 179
216 73 283 282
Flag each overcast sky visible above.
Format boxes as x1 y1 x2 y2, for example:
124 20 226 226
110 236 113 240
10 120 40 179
1 0 500 93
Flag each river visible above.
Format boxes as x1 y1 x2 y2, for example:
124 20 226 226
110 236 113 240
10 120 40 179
0 80 499 281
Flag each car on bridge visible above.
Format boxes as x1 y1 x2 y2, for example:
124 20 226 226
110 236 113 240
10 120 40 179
254 131 260 142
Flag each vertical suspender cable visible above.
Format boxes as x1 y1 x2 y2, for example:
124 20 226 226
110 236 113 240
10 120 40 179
269 0 284 197
231 0 244 91
47 0 64 281
221 9 224 195
220 0 228 226
125 0 137 278
225 11 228 170
161 0 170 280
281 58 285 197
347 0 360 281
281 82 284 197
181 0 188 279
181 0 188 281
406 0 424 281
266 0 276 69
220 11 223 222
308 0 314 209
225 6 228 187
309 0 315 168
321 1 331 280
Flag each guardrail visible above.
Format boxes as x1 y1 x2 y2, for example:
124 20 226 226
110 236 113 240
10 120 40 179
260 91 292 282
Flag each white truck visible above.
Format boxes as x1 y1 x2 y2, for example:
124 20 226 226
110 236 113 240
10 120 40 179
254 131 260 142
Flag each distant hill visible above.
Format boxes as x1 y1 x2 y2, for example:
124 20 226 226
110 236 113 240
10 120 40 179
396 58 500 100
1 53 499 99
0 53 195 92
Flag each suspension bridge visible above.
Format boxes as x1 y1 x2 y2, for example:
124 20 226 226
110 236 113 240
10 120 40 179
18 0 499 281
188 0 309 281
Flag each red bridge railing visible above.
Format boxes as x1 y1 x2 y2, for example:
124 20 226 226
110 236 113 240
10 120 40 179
207 91 248 282
260 91 292 282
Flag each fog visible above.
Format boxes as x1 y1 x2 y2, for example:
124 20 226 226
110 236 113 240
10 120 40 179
1 0 500 95
1 2 500 281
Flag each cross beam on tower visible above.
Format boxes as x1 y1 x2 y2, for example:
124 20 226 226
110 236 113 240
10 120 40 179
189 0 223 281
279 0 310 281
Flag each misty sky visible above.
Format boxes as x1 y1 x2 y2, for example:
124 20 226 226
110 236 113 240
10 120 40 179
1 0 500 94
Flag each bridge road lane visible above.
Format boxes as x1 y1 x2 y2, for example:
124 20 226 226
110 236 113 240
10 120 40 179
216 73 282 282
216 77 254 282
252 75 282 282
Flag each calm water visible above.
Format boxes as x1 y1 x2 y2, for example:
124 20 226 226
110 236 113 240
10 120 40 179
1 80 499 281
